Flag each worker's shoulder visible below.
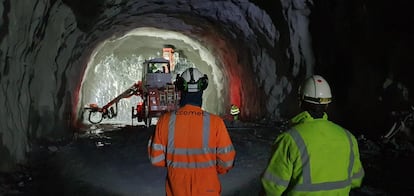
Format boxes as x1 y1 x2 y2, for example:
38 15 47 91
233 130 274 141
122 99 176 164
273 131 296 144
319 121 359 139
323 120 344 128
325 121 353 132
291 120 343 132
203 111 227 123
204 111 222 119
157 111 172 121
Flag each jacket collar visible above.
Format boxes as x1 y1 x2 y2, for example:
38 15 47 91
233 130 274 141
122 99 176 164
180 104 202 110
289 111 328 126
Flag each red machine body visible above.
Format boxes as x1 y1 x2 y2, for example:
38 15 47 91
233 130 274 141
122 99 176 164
84 47 180 127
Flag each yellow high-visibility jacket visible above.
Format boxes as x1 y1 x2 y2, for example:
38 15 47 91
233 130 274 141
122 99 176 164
261 111 364 195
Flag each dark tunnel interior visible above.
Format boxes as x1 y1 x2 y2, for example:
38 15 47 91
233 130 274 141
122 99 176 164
0 0 413 188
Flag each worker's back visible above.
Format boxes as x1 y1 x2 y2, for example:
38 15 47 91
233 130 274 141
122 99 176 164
149 104 235 196
262 75 364 195
292 117 355 193
262 111 364 195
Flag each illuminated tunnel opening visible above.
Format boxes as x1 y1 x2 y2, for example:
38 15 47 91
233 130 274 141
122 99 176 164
76 27 236 126
63 1 277 130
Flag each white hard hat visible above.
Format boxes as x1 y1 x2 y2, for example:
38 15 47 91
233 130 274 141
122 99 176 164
175 68 208 92
299 75 332 104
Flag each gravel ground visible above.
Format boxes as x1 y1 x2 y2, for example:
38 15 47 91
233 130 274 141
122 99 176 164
1 123 413 196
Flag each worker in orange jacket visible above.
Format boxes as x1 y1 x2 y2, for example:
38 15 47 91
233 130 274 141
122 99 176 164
148 67 236 196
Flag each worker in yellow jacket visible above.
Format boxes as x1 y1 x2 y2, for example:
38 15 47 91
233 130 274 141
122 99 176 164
148 67 236 196
261 75 364 195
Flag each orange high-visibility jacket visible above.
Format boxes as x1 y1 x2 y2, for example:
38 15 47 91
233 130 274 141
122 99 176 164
148 104 236 196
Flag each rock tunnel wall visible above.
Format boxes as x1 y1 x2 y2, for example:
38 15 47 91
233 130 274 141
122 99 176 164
3 0 399 172
0 1 84 171
0 0 311 171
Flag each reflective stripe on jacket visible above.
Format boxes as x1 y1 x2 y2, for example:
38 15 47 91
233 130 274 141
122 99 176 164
148 104 236 196
230 105 240 115
262 111 364 196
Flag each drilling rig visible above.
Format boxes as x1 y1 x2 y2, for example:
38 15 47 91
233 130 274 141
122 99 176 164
83 47 180 127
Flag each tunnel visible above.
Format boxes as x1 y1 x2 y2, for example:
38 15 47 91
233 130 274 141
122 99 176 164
1 0 414 180
72 1 283 127
79 28 238 126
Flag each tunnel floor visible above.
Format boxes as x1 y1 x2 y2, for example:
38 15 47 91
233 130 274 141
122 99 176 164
1 122 414 195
